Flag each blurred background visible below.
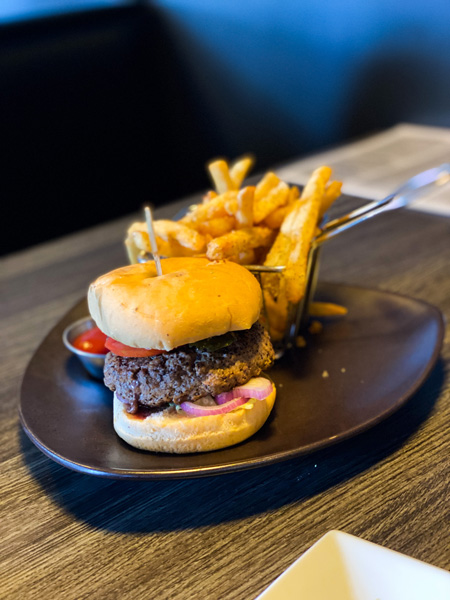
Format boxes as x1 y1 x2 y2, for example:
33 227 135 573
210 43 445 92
1 0 449 255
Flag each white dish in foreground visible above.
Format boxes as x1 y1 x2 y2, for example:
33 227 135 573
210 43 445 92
256 530 450 600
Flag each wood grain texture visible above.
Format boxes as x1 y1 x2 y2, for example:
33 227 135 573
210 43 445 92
1 194 450 600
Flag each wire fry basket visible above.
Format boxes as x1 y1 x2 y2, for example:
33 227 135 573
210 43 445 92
249 161 450 354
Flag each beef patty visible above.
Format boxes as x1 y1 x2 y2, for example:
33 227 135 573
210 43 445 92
104 322 274 412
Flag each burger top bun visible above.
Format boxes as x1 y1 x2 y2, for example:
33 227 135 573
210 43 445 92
112 385 276 453
88 257 262 351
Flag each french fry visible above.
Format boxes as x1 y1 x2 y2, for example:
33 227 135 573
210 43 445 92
126 223 152 255
319 180 342 219
264 166 332 303
262 205 289 229
208 159 237 193
125 237 140 264
236 247 256 265
260 232 290 300
195 216 236 237
230 155 254 188
235 186 254 228
202 190 218 204
126 221 207 259
254 180 290 224
126 226 178 258
309 302 348 317
206 227 276 262
180 191 238 227
281 167 331 235
262 286 289 342
222 191 240 216
288 185 301 203
283 167 331 303
254 172 281 201
126 225 147 248
262 185 300 229
154 220 206 252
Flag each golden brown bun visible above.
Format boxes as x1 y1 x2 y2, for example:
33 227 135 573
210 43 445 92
88 257 262 351
113 385 276 453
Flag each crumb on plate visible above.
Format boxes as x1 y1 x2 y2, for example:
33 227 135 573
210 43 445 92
296 335 307 348
309 320 323 335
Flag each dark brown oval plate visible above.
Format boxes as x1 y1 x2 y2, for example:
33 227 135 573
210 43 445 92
19 283 444 479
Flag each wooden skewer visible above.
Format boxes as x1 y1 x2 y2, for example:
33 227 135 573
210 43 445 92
144 206 163 276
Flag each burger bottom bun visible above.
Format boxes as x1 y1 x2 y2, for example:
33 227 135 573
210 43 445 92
113 386 276 454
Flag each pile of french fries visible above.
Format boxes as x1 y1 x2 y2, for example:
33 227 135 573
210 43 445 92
125 156 343 341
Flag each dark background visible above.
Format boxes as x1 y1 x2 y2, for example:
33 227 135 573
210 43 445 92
1 1 449 255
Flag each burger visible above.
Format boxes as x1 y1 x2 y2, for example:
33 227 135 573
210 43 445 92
88 257 276 453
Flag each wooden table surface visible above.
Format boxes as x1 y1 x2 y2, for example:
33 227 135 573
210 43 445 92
2 192 450 599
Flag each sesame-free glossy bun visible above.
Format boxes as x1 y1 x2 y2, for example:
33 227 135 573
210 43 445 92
88 257 262 351
113 384 276 453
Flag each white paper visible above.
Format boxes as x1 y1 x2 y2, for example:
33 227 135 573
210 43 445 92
276 123 450 216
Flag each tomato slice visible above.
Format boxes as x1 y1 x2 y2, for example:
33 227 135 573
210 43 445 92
105 337 167 357
73 326 108 354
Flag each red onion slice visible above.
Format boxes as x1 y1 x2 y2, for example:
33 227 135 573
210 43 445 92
180 397 247 417
215 377 273 405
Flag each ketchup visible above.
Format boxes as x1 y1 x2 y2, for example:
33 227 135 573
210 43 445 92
72 326 108 354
